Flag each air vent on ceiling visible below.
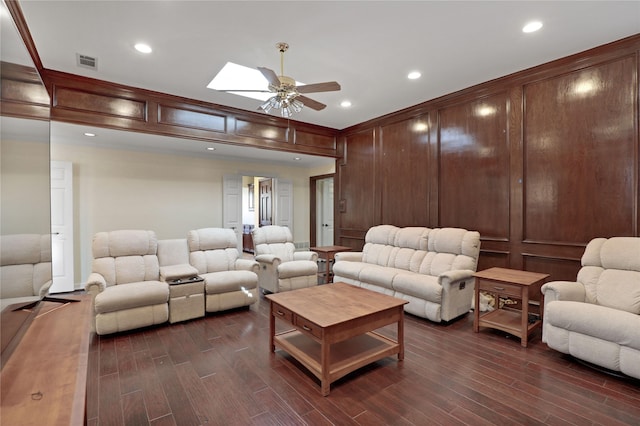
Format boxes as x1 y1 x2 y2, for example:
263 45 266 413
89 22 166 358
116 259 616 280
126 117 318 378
76 53 97 70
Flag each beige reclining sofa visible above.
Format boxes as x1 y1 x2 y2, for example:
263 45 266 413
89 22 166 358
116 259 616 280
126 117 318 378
541 237 640 380
0 234 52 310
252 225 318 293
333 225 481 322
187 227 259 312
86 228 259 335
86 230 169 335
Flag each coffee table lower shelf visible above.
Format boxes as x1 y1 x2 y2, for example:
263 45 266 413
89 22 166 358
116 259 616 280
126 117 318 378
274 329 400 390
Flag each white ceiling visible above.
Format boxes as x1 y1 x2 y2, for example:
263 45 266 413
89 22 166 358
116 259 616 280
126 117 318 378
6 1 640 164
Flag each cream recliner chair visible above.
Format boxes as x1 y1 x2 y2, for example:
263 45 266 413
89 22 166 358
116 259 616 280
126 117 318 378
251 225 318 293
85 230 169 335
541 237 640 380
187 228 259 312
0 234 52 310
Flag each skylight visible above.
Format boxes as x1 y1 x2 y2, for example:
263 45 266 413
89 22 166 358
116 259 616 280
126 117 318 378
207 62 303 102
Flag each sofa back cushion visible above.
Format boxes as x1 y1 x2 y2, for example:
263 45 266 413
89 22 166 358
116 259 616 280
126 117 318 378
91 230 159 286
0 234 52 298
188 228 240 274
157 239 190 267
421 228 480 275
578 237 640 314
361 225 480 275
252 225 296 262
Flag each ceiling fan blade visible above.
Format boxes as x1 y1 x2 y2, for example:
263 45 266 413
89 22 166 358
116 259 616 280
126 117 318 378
257 66 281 87
297 95 326 111
296 81 341 94
216 89 272 93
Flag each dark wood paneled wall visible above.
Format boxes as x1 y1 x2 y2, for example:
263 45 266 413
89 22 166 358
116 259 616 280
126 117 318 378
336 35 640 281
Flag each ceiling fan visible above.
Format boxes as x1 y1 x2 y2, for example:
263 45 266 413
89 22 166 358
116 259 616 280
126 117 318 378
218 42 341 117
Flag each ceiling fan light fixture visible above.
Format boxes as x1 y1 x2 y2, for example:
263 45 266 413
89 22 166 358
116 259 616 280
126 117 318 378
259 96 277 113
222 42 341 117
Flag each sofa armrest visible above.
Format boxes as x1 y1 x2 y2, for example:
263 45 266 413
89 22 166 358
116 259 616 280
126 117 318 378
255 254 279 265
38 279 54 298
85 272 107 296
293 251 318 262
437 269 477 322
335 252 363 262
541 281 586 303
438 269 475 287
236 258 260 273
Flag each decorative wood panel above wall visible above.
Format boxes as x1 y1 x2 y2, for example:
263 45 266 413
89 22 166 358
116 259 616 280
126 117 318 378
40 69 339 159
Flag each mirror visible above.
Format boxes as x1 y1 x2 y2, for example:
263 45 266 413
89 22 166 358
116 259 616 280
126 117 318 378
0 0 51 363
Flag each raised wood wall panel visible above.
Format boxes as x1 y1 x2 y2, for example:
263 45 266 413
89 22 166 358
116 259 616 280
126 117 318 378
1 78 49 105
523 55 638 244
438 93 510 239
158 104 226 133
522 254 582 282
234 118 289 141
295 129 336 150
337 129 376 248
476 250 510 271
0 62 49 120
54 86 147 120
379 116 431 227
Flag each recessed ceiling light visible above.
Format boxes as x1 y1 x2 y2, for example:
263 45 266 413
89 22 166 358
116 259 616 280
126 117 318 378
83 132 96 137
407 71 421 80
522 21 543 33
134 43 152 53
294 157 301 161
340 100 352 108
207 147 216 151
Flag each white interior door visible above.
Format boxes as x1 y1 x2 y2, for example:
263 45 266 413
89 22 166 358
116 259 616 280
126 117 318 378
223 174 243 251
318 177 334 246
50 161 74 293
274 179 293 230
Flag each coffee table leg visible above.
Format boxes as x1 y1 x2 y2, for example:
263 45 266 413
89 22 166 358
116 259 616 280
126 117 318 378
269 302 275 352
398 308 405 361
321 340 330 396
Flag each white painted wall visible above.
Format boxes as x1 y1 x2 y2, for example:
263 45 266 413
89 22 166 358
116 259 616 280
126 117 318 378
51 142 335 286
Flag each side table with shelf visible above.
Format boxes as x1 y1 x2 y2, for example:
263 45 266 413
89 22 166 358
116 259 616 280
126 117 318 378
310 245 352 284
473 267 549 347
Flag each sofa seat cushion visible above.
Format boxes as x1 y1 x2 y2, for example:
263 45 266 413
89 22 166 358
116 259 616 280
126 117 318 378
359 265 401 291
392 272 442 303
546 300 640 351
277 260 317 279
203 270 258 294
333 261 367 281
94 281 169 314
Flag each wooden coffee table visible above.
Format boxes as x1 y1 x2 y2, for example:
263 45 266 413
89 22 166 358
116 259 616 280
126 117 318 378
266 282 407 396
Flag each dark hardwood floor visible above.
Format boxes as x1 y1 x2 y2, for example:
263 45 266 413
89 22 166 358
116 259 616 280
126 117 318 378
86 292 640 426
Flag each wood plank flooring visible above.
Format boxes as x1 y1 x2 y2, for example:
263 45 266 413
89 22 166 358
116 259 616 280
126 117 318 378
86 293 640 425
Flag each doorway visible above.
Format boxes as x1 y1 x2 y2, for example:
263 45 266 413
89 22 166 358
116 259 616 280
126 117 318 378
259 178 273 226
310 174 334 247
